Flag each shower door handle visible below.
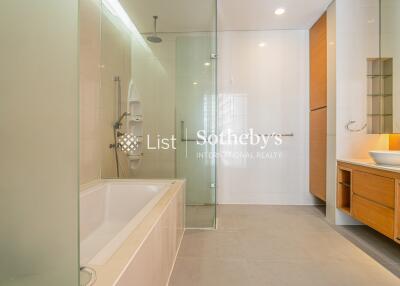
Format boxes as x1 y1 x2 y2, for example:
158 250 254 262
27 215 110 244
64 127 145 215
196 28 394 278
180 120 198 142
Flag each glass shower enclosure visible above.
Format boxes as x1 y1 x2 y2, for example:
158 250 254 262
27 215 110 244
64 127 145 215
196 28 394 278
176 35 217 228
99 0 218 228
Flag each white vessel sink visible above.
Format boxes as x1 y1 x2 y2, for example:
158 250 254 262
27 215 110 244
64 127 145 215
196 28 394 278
369 151 400 166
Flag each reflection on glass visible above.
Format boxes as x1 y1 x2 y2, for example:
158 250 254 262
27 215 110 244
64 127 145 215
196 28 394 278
379 0 400 133
99 0 217 228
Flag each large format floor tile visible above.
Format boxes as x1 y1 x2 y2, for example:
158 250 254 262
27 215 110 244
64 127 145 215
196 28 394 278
169 205 400 286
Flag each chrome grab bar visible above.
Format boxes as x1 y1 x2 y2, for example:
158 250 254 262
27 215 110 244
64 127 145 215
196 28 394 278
346 121 367 132
180 120 294 142
180 120 201 142
258 133 294 137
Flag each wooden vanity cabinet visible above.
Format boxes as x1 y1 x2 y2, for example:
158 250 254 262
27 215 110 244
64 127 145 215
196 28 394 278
396 181 400 243
337 162 400 244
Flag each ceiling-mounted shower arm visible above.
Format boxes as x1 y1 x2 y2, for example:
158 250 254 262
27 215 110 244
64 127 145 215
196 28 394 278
152 16 158 35
147 16 162 43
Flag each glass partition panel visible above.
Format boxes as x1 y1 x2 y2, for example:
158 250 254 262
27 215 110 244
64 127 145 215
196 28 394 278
376 0 400 133
0 1 79 285
175 32 217 228
175 0 217 228
99 0 217 228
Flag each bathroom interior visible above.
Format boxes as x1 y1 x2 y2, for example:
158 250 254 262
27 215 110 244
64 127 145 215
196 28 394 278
1 0 400 285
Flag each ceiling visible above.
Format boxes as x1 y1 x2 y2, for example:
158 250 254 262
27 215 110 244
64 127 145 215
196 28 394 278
120 0 333 33
220 0 333 30
120 0 214 34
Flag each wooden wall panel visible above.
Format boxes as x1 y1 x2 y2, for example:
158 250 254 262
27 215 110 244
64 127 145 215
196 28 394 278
309 13 327 201
310 108 327 201
310 13 327 111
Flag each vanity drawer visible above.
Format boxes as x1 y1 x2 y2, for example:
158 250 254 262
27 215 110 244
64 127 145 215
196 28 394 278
352 171 395 208
352 194 394 239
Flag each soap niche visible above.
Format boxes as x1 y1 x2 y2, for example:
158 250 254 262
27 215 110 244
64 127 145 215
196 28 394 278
337 168 352 215
367 58 393 134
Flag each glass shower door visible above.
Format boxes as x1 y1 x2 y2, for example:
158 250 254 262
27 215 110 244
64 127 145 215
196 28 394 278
176 1 217 228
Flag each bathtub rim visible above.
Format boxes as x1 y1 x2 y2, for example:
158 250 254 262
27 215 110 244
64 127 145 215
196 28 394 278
80 179 186 286
80 179 174 265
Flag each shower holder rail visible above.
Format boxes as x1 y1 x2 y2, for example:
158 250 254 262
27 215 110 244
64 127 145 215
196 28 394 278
257 133 294 137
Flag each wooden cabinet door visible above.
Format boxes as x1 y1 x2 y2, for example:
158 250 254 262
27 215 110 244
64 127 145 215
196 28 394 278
352 171 395 208
310 108 327 201
396 181 400 244
352 194 394 239
310 13 327 110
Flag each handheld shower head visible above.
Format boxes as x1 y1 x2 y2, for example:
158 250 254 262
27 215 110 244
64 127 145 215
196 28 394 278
114 112 131 129
147 16 162 43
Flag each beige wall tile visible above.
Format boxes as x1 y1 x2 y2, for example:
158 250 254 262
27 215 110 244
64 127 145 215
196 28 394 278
80 0 102 185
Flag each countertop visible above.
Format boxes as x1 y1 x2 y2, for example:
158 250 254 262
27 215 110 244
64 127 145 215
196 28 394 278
338 158 400 173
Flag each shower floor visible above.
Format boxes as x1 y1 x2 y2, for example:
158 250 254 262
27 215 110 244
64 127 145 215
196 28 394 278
186 205 216 229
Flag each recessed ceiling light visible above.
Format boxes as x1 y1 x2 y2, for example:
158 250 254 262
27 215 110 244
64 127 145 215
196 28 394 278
274 8 285 15
258 42 266 47
193 81 199 85
204 62 211 66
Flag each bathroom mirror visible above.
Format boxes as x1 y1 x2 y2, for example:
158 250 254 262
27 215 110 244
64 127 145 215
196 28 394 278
368 0 400 133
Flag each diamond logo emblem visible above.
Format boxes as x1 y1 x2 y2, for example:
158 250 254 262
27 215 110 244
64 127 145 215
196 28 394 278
119 134 140 153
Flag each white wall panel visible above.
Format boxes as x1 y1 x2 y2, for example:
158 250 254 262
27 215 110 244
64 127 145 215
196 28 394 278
217 30 313 205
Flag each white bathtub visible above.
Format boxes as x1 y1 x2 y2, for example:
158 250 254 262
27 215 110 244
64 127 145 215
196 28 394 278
80 180 172 266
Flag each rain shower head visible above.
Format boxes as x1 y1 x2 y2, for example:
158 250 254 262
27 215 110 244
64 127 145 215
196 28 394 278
147 16 162 43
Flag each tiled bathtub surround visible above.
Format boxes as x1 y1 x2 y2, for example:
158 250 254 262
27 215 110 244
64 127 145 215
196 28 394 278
89 180 185 286
80 0 102 185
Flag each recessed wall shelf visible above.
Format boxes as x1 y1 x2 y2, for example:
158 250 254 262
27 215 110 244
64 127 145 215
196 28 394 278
367 58 393 134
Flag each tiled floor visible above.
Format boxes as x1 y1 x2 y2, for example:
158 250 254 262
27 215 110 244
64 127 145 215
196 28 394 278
169 205 400 286
186 205 216 228
335 225 400 277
